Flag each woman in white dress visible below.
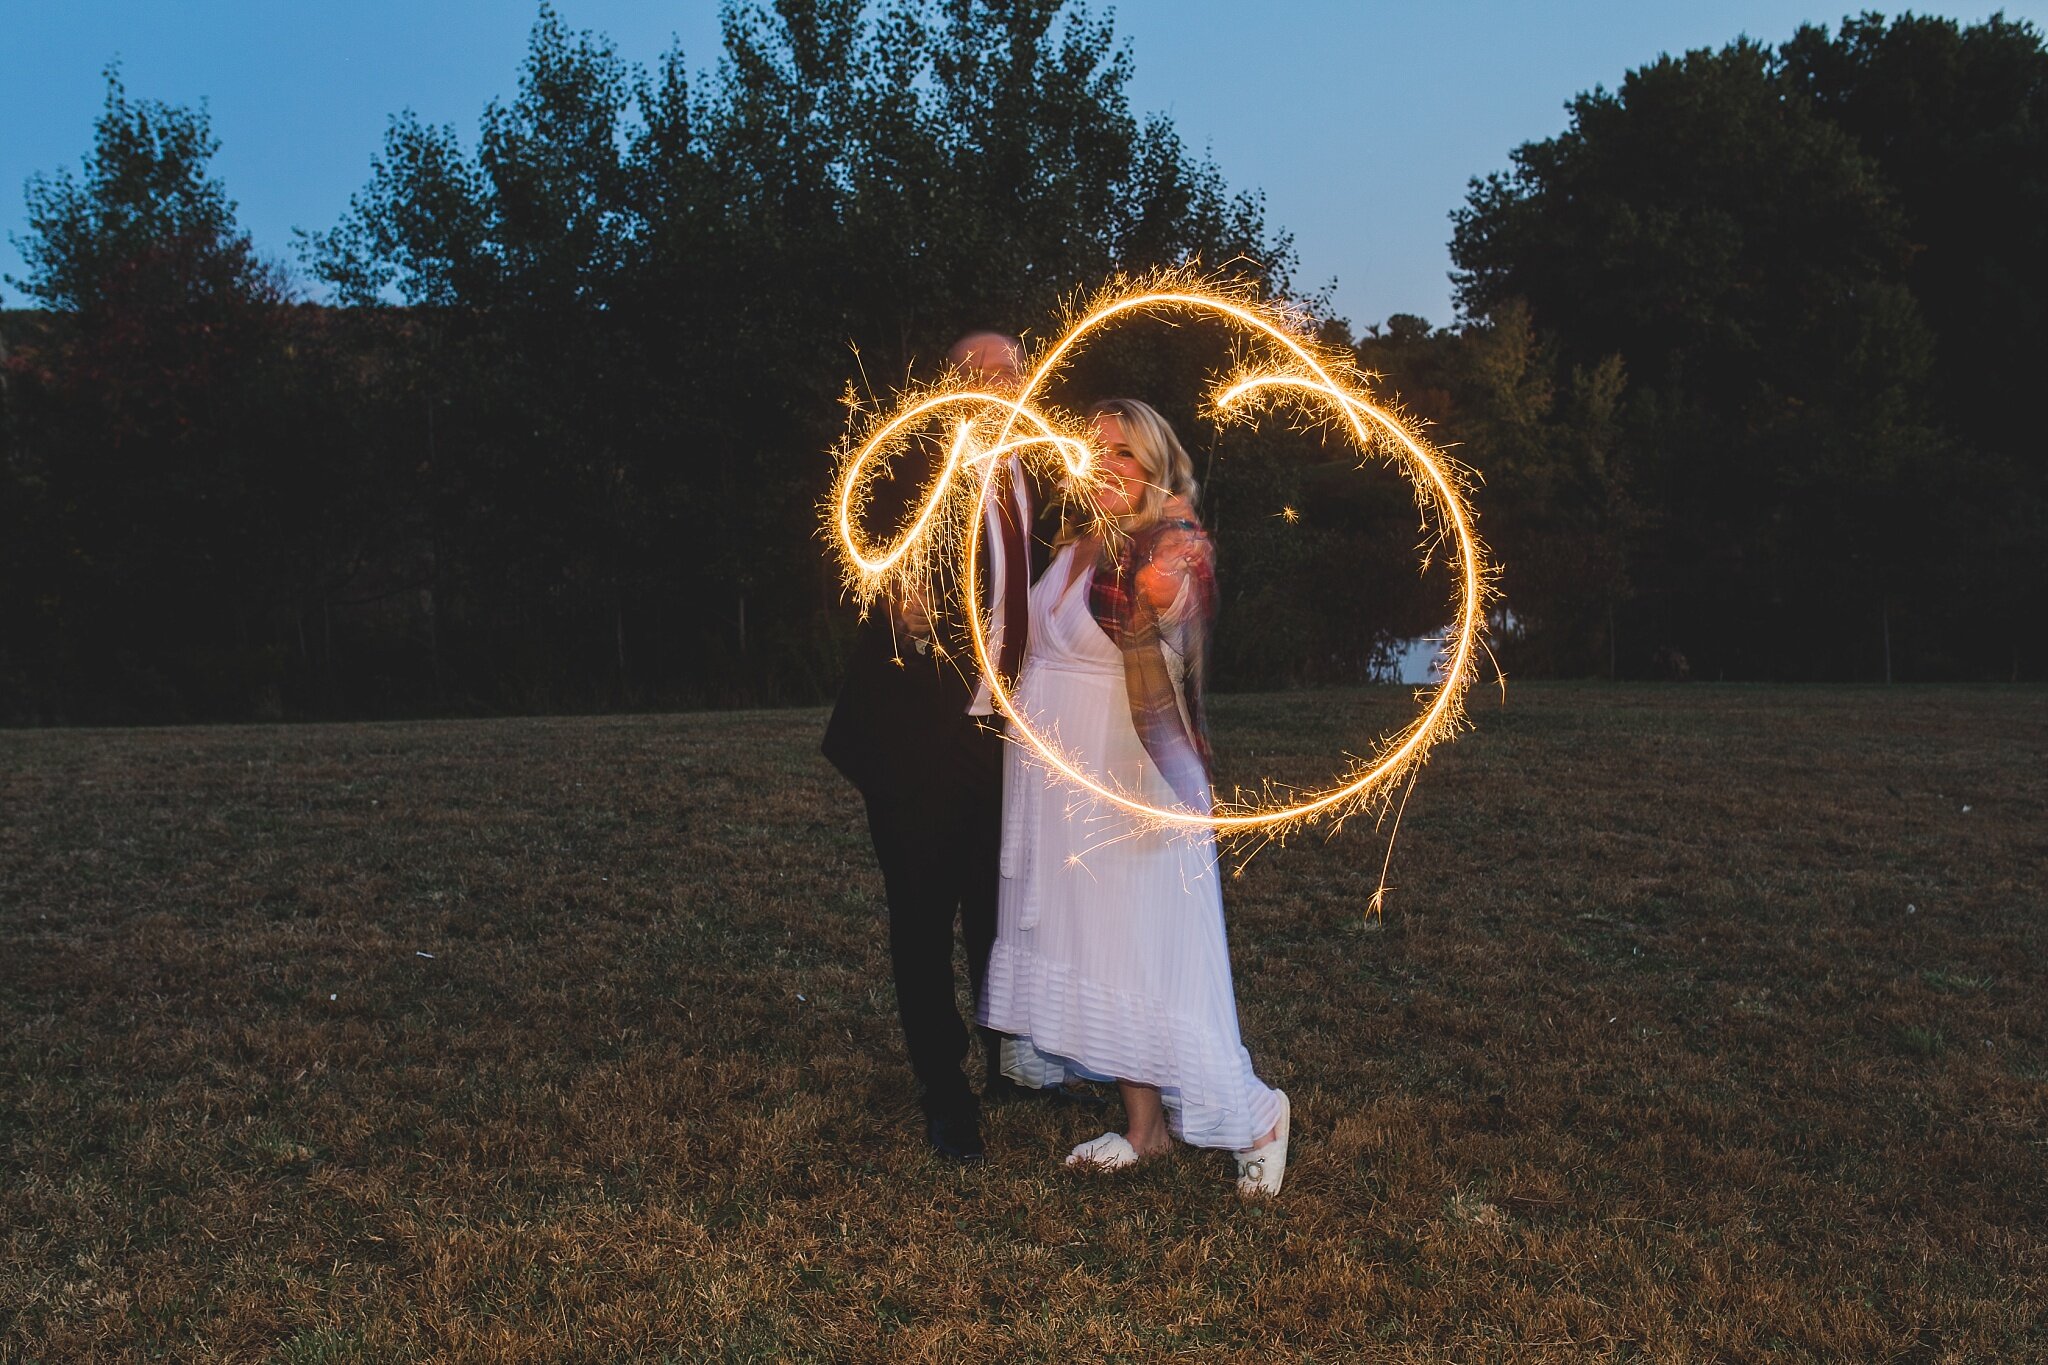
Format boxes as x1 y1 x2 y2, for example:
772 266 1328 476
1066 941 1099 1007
979 398 1291 1196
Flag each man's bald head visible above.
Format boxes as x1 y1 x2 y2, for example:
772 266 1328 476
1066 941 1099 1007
947 331 1024 392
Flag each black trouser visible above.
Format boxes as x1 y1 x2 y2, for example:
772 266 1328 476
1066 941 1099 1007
862 738 1002 1119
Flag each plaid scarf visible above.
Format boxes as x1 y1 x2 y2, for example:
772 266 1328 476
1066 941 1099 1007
1088 521 1217 814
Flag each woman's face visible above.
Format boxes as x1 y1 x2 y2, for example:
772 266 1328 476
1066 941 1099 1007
1092 413 1150 519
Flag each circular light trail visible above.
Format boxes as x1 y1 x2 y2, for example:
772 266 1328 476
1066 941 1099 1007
828 272 1494 837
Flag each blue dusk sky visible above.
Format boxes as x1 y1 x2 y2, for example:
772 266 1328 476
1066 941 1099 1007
5 1 2043 330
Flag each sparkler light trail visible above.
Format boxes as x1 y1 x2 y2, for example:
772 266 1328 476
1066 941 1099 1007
827 270 1495 841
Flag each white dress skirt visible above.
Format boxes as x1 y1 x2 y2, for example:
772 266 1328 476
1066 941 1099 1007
979 540 1283 1150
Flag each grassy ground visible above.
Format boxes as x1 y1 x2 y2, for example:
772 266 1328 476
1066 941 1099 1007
2 684 2043 1363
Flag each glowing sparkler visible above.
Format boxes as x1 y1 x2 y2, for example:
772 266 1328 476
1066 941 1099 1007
827 270 1495 840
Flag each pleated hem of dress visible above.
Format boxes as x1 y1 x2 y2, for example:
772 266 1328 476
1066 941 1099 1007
980 941 1278 1150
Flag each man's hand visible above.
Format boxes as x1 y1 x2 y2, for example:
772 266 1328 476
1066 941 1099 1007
894 585 934 640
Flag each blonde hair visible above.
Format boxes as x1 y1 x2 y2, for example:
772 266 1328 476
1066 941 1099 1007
1082 397 1198 532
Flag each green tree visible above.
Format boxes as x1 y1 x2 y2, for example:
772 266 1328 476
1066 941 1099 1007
1781 12 2048 679
9 65 281 316
1451 304 1636 677
306 6 657 706
3 66 317 720
303 0 1303 710
1782 13 2048 466
1451 36 1946 678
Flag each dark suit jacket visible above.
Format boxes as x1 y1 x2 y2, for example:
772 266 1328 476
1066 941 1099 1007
823 464 1062 812
821 607 996 811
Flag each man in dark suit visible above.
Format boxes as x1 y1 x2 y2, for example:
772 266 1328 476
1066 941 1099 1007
822 332 1044 1161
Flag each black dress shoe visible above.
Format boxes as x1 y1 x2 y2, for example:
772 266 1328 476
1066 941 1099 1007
925 1108 985 1163
984 1067 1109 1113
1048 1083 1110 1114
981 1072 1036 1106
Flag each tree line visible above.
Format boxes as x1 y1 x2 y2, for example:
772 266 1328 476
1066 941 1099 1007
2 3 2041 724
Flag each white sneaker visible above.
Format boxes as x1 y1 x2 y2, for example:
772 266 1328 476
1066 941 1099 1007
1066 1131 1141 1170
1235 1091 1290 1197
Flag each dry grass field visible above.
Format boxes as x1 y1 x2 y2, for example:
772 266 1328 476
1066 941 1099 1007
3 684 2044 1363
